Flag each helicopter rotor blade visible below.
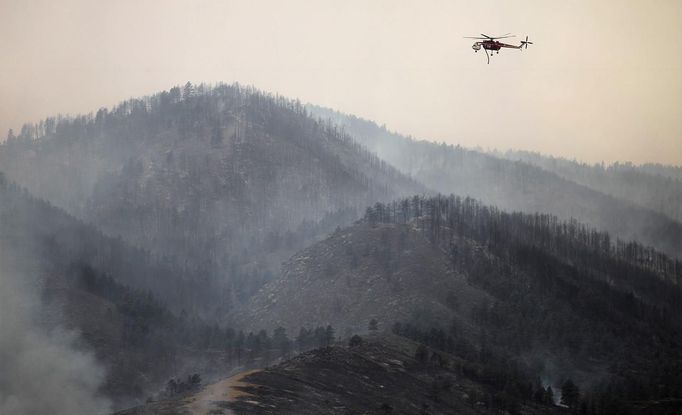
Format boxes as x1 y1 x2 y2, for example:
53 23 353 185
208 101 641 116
471 33 516 40
481 33 515 40
466 34 516 40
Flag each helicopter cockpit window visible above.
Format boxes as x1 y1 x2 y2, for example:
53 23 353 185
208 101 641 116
472 43 481 51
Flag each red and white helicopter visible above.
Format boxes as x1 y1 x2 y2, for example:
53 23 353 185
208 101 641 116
465 33 533 64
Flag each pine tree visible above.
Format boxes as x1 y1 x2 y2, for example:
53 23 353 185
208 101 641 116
415 344 429 364
560 379 579 409
368 318 379 332
183 81 194 100
324 325 335 347
545 386 555 405
272 326 291 356
348 335 363 347
313 326 326 348
296 327 310 351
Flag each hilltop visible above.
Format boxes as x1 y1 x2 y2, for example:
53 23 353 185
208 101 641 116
115 334 561 415
0 84 424 315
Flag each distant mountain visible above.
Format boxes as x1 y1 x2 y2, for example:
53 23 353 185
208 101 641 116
497 150 682 223
307 106 682 258
242 194 682 411
0 84 424 313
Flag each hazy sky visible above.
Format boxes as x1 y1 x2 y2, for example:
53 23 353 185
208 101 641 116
1 0 680 164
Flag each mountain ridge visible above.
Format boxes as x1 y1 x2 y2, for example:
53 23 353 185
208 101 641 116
496 149 682 222
307 105 682 258
0 84 426 314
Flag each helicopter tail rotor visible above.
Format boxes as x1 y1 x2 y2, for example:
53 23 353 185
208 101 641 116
520 35 533 49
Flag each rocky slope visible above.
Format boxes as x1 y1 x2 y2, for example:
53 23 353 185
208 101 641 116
237 222 489 336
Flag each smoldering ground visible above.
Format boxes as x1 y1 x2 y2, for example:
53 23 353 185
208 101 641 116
0 260 111 415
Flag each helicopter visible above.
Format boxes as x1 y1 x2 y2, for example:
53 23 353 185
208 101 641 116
465 33 533 64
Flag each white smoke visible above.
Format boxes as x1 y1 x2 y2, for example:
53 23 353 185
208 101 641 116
0 266 111 415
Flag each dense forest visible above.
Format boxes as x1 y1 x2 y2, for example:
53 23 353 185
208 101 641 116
74 261 339 407
365 195 682 413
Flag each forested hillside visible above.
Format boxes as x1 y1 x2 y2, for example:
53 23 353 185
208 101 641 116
244 193 682 413
0 176 325 409
0 173 201 311
372 195 682 412
3 86 679 415
308 106 682 258
499 150 682 222
0 84 423 314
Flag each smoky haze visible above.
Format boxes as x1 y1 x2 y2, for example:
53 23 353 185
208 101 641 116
0 249 110 415
1 0 680 165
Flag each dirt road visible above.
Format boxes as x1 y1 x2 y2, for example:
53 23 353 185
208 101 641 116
183 370 260 415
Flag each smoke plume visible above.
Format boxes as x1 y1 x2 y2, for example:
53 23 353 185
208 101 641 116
0 264 111 415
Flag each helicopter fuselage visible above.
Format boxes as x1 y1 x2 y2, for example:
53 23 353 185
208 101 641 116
472 40 520 52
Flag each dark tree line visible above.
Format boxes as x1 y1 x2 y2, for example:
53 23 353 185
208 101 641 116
366 195 681 293
163 374 201 399
371 195 682 414
77 263 336 364
74 258 342 363
295 325 336 350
